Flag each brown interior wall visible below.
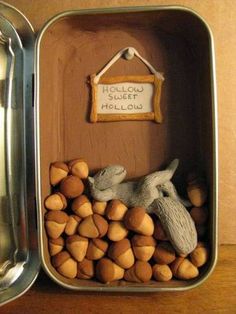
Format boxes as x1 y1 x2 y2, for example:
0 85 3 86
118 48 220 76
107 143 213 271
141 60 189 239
39 12 206 185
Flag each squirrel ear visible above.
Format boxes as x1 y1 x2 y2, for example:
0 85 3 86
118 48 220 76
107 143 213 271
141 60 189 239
88 176 95 184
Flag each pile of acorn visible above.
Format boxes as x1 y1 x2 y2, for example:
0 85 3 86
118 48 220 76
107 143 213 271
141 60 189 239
44 158 209 284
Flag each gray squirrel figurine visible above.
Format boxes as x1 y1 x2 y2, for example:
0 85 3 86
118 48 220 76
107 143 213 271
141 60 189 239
88 159 197 255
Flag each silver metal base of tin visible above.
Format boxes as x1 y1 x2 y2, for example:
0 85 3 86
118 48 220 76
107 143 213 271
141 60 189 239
0 1 39 306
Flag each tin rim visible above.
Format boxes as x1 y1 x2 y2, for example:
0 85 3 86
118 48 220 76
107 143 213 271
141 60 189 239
35 5 218 292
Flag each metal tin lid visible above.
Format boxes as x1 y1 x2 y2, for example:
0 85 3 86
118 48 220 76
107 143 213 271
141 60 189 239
0 1 39 306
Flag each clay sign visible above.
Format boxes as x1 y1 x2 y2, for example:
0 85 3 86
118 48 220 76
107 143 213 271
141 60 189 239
90 75 163 123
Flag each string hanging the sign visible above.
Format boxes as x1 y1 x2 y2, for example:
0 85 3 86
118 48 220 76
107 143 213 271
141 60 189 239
90 47 164 123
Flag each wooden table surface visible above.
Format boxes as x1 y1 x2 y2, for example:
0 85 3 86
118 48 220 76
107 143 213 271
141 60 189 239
2 245 236 313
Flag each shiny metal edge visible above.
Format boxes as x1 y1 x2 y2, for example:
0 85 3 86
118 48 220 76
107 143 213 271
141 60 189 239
0 1 39 306
35 5 218 292
0 1 34 34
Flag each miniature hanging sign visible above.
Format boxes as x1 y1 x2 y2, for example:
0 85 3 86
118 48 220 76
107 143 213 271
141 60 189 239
90 47 164 123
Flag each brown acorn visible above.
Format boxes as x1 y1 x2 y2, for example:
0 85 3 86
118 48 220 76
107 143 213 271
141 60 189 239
124 207 154 236
131 235 156 261
64 215 82 236
187 183 207 207
59 175 84 199
44 192 67 211
45 211 69 239
153 242 176 265
124 261 152 283
190 207 208 225
106 200 128 221
51 251 77 279
66 235 88 262
86 238 109 260
72 195 93 218
92 201 107 216
78 214 108 238
50 162 69 186
96 258 124 283
153 220 168 241
107 221 129 242
171 257 199 280
77 258 94 279
190 242 209 267
108 239 135 269
152 264 172 282
48 237 64 256
68 158 89 179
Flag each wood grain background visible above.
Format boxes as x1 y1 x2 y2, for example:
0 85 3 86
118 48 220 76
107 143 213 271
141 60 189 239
5 0 236 244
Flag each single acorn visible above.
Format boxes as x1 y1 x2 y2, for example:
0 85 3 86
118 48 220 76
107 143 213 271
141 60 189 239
190 242 209 267
66 235 88 262
131 235 156 261
44 192 67 211
86 238 109 260
45 211 69 239
153 220 168 241
59 175 84 199
92 201 107 215
51 251 77 279
77 258 94 279
78 214 108 238
72 195 93 218
107 221 129 242
108 238 135 269
96 258 124 283
48 237 64 256
106 200 128 221
153 241 176 265
187 183 207 207
190 207 208 225
64 215 82 236
152 264 172 282
50 162 69 186
124 261 152 283
68 158 89 179
124 207 154 236
171 257 199 280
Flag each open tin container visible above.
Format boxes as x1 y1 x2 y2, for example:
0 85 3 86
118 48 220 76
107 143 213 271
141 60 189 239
0 1 218 305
